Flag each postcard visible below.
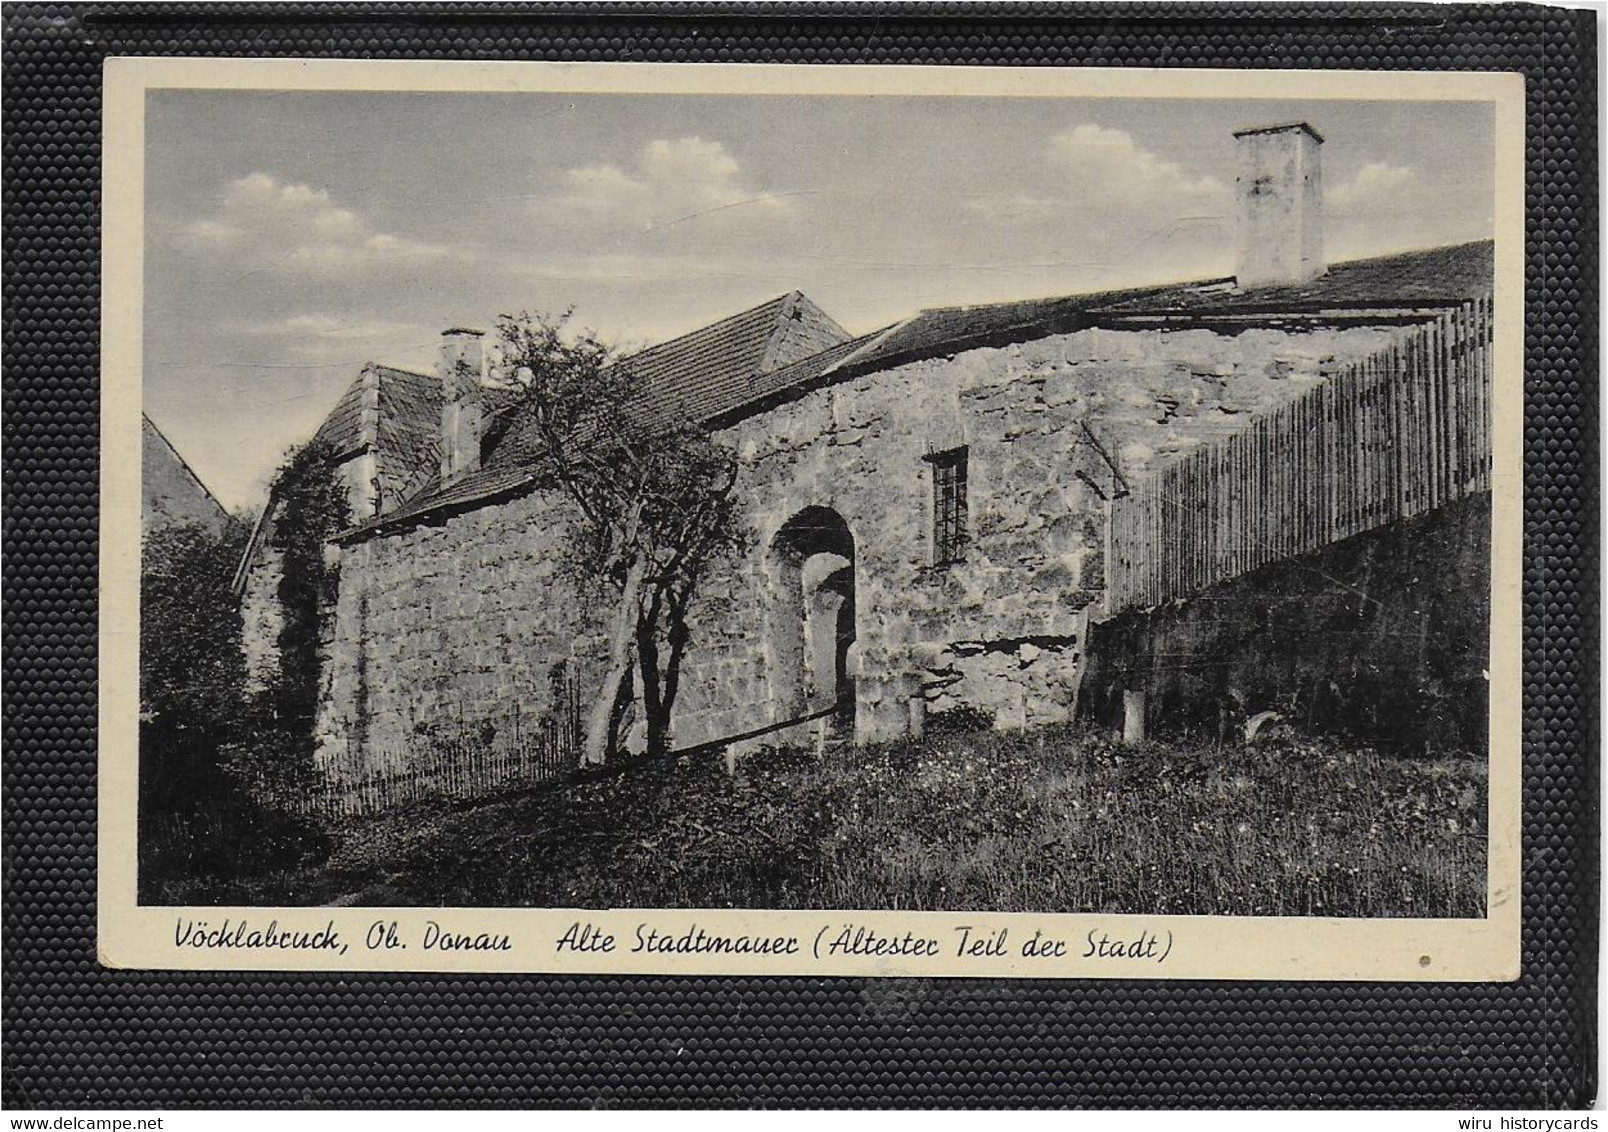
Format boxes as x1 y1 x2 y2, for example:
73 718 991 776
100 59 1523 978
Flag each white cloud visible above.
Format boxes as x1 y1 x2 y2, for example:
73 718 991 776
958 124 1234 280
544 137 792 229
180 173 452 274
1046 124 1229 211
949 125 1235 286
233 311 439 368
1327 161 1418 212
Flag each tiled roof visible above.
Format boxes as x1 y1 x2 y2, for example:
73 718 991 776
630 292 802 423
786 242 1493 391
338 239 1494 542
371 465 543 533
722 241 1495 422
310 363 443 485
832 282 1186 379
372 366 446 507
309 375 369 460
741 332 886 408
474 292 851 476
339 293 851 540
299 362 449 514
1092 240 1494 316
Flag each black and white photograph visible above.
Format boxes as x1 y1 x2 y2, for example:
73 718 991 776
102 61 1523 978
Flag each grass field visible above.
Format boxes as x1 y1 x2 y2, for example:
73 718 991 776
170 722 1488 918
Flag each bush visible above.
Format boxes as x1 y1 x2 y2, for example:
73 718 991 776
263 440 350 739
140 519 251 817
142 517 325 898
137 442 349 901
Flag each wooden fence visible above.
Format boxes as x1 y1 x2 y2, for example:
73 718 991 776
1106 297 1493 615
309 715 581 818
291 674 585 818
284 694 852 821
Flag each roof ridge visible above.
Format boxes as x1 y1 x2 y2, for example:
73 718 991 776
371 362 436 381
895 238 1494 322
142 412 226 515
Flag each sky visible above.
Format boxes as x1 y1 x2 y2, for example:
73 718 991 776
142 91 1494 512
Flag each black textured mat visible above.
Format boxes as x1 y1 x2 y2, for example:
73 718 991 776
2 3 1597 1109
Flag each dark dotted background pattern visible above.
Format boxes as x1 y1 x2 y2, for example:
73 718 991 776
2 2 1597 1109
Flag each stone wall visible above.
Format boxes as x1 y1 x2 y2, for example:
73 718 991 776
238 542 285 695
317 319 1411 779
314 488 609 780
668 321 1406 751
1082 492 1491 752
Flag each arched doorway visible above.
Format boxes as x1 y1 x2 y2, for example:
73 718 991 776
767 506 857 738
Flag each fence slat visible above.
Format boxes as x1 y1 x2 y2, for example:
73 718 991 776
1107 309 1493 615
278 686 587 818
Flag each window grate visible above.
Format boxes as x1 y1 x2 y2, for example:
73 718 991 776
930 446 969 565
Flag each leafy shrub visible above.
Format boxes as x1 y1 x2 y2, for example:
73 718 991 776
140 518 251 816
264 440 350 737
137 442 349 900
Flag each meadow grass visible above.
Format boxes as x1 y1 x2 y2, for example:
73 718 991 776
189 722 1487 917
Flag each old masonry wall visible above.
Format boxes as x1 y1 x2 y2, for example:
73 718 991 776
315 320 1407 779
660 320 1406 752
313 488 611 781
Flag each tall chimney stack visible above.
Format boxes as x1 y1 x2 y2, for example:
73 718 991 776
438 327 486 481
1233 122 1325 289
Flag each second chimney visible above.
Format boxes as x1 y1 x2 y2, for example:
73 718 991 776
1233 122 1325 289
438 327 486 481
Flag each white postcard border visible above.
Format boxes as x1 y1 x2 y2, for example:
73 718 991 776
99 58 1525 980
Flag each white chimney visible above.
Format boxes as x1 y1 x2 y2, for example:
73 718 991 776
1233 122 1325 288
438 328 486 480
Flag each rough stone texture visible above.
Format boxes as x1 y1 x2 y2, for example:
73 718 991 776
317 320 1412 776
664 322 1406 752
319 322 1411 782
315 488 610 779
1083 491 1492 752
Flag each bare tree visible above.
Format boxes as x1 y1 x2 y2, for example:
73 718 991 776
494 310 743 764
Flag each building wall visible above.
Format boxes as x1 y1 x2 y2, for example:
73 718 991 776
669 322 1405 750
316 320 1408 778
314 488 609 779
1082 491 1491 752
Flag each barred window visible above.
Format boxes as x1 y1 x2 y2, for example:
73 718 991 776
928 446 969 565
